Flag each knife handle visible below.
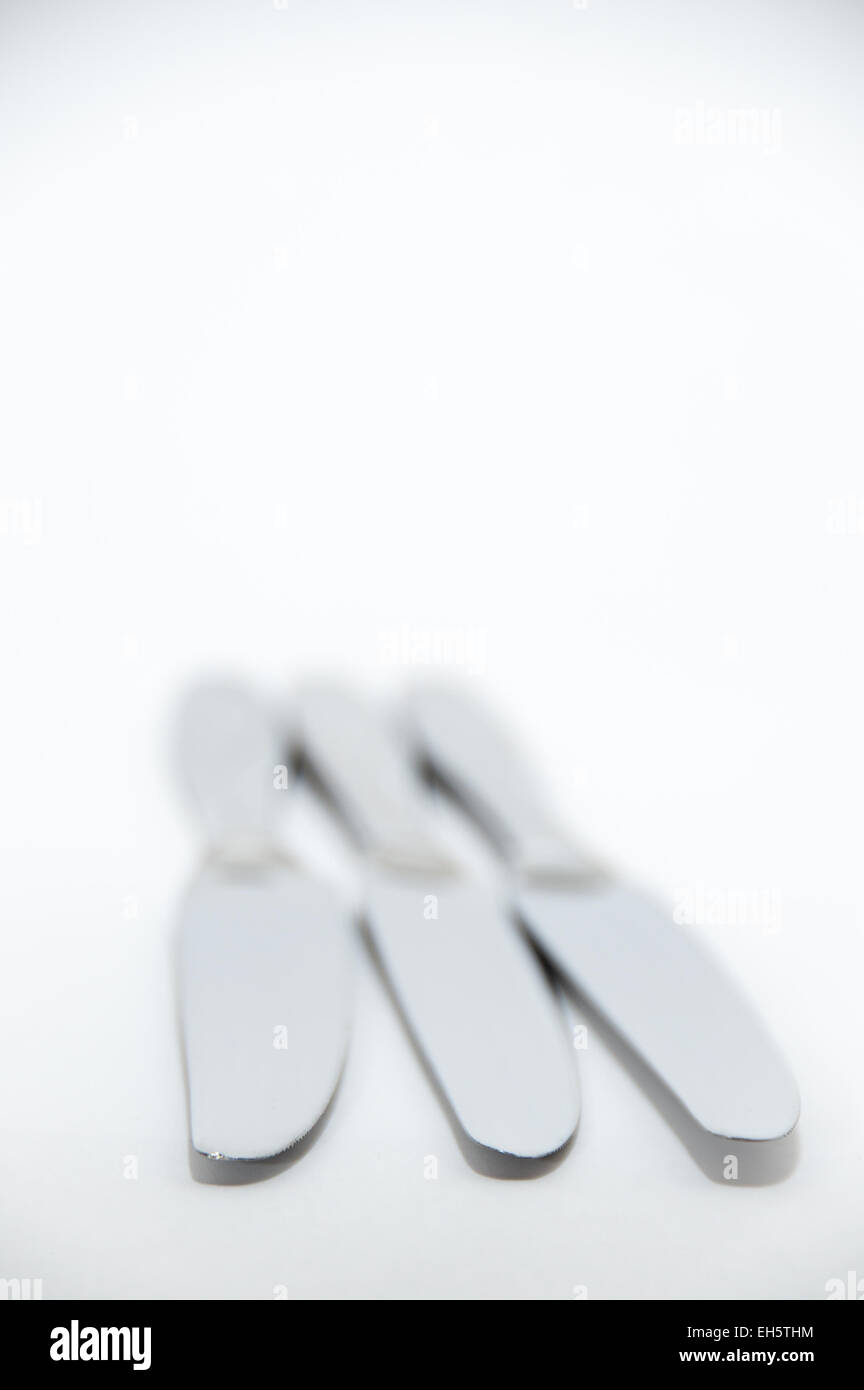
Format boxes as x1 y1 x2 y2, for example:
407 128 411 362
404 685 597 882
176 680 283 865
295 684 459 875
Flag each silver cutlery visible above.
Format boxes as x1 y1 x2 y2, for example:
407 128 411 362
176 679 352 1164
295 682 580 1161
405 684 799 1143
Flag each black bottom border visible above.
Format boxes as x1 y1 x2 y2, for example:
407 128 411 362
5 1296 859 1375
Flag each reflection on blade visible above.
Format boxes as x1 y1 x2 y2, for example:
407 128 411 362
180 866 352 1161
405 683 800 1145
519 881 799 1141
367 876 579 1158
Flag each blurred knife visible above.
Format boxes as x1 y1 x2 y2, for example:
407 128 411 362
176 680 352 1163
294 683 579 1160
404 685 799 1143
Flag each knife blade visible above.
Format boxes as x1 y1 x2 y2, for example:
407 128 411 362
294 683 580 1160
176 680 352 1163
404 684 800 1143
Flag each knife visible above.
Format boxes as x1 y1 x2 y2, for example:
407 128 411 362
294 682 580 1161
404 684 800 1143
176 679 352 1164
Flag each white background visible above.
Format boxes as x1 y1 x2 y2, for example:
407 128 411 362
1 0 862 1299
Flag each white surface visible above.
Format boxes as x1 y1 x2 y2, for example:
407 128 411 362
1 0 863 1299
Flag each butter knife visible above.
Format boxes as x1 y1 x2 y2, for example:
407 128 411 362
405 684 799 1143
294 682 580 1161
176 679 352 1164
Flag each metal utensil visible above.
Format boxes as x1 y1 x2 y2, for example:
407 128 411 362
405 684 799 1143
176 679 352 1163
294 682 580 1161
